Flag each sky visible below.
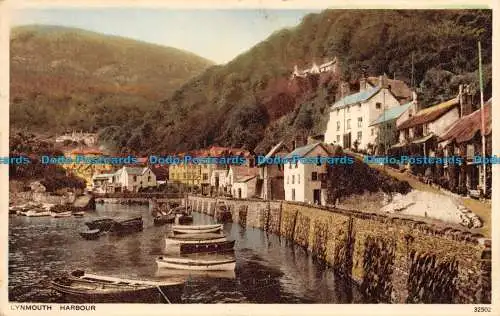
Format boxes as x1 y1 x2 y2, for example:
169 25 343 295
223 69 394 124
11 8 321 64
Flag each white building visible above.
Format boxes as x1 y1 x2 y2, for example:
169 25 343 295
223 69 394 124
91 173 115 193
324 77 401 151
283 142 330 205
232 176 258 199
113 166 157 192
227 165 259 199
210 169 229 193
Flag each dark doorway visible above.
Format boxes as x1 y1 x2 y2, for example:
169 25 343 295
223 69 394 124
313 189 321 205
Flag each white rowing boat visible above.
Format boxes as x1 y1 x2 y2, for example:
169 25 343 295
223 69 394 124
165 232 227 248
25 210 51 217
156 256 236 271
172 223 223 234
51 211 72 218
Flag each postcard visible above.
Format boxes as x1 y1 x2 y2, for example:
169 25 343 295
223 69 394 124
1 1 497 315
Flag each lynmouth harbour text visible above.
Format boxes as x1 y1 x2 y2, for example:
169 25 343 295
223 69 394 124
10 304 96 311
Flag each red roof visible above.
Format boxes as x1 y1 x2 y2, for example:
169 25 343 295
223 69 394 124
440 99 492 144
397 97 459 130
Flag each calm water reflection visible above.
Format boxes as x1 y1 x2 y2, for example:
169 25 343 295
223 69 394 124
9 203 362 303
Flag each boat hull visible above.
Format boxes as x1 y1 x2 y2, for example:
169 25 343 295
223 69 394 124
25 210 51 217
79 230 101 240
156 257 236 271
51 212 72 218
85 219 116 231
180 240 235 254
51 281 184 303
165 236 227 248
51 271 185 303
173 227 222 234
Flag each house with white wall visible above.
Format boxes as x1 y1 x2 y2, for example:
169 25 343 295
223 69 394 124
227 165 259 199
283 142 330 205
394 96 460 157
324 76 401 151
114 166 157 192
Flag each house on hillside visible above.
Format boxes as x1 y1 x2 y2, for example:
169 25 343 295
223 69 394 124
438 98 492 197
114 166 157 192
393 96 460 159
291 57 339 79
369 98 414 154
283 142 330 205
363 76 412 104
257 141 290 200
324 75 402 151
227 165 260 199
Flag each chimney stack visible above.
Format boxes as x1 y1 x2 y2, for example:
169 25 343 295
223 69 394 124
359 77 367 92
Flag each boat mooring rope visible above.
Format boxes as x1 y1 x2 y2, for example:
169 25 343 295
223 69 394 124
156 286 172 304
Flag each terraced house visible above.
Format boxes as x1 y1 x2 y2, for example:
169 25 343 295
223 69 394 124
324 75 406 151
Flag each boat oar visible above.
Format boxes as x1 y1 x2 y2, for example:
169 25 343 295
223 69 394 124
156 286 172 304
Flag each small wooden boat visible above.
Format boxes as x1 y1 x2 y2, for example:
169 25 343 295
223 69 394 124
51 270 184 303
165 233 227 247
180 240 235 254
25 209 51 217
156 256 236 271
109 217 143 235
51 211 72 218
79 229 101 240
72 211 85 217
155 268 236 280
154 214 175 226
173 223 223 234
85 218 116 231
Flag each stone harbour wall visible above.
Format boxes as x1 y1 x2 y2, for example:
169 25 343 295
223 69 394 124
186 195 491 304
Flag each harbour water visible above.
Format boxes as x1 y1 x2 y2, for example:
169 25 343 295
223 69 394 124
9 203 362 303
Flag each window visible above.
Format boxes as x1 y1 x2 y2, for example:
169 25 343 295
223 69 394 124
292 175 295 184
148 176 151 182
376 102 382 109
371 128 374 136
292 189 295 201
336 135 340 143
289 162 292 169
358 103 362 109
357 117 363 128
347 119 351 130
203 174 208 180
346 106 350 113
133 175 137 182
336 121 340 131
357 131 362 141
336 109 340 116
312 172 318 181
295 161 298 168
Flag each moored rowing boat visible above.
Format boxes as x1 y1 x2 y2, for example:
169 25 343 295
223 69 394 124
165 232 227 248
50 211 72 218
172 223 223 234
50 270 185 303
180 240 235 254
156 256 236 271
